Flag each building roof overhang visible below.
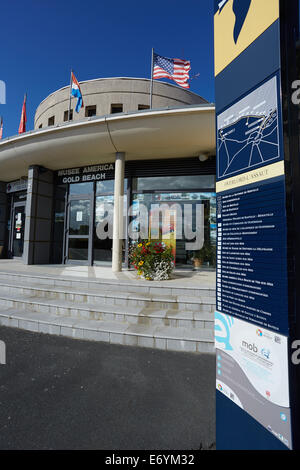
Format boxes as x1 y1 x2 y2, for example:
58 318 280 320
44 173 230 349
0 105 216 182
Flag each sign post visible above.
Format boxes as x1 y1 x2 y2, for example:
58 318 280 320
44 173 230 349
214 0 300 450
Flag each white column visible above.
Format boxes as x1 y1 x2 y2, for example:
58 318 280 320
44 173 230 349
112 152 125 272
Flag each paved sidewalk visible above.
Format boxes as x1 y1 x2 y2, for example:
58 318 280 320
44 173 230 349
0 325 215 450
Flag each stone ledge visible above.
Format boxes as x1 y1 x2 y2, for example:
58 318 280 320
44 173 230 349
0 308 215 354
0 269 216 292
0 293 215 319
0 281 216 305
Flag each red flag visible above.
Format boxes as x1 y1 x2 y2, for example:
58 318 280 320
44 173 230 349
18 94 27 134
0 117 3 140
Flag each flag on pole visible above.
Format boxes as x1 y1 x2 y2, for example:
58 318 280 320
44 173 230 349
0 117 3 140
153 52 191 89
71 72 84 113
18 94 27 134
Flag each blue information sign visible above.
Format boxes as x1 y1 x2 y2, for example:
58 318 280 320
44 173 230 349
214 0 296 450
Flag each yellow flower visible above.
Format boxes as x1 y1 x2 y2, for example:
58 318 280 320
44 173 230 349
138 243 142 247
137 270 142 275
138 261 144 266
146 242 150 246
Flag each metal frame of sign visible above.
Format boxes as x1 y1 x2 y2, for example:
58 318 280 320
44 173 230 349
214 0 300 450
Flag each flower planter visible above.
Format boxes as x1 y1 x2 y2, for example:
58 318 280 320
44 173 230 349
130 240 175 281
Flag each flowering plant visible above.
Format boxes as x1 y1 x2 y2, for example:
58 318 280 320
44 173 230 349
129 240 174 281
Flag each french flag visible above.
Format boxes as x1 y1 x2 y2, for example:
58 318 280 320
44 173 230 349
71 72 84 113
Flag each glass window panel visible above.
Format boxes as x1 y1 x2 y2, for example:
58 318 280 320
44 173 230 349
14 191 27 202
12 206 25 257
69 182 93 195
68 238 89 261
96 179 127 195
132 175 215 191
131 191 216 268
69 199 90 235
52 185 67 263
96 180 114 194
94 195 113 263
95 195 114 224
94 195 127 263
53 199 65 241
93 235 113 262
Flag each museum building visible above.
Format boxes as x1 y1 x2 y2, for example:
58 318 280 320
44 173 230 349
0 77 216 271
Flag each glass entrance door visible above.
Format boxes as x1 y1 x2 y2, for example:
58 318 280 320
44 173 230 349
94 195 114 264
65 196 93 264
11 203 26 258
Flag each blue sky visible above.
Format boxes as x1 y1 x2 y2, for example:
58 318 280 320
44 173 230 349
1 0 214 138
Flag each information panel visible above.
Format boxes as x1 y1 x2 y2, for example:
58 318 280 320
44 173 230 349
215 312 292 448
216 171 288 335
215 69 292 446
217 75 280 180
213 0 295 447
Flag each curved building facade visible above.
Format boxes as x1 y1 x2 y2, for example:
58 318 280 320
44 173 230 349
0 77 216 271
34 77 207 129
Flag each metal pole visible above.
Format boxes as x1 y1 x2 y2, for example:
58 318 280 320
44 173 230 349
68 69 72 121
150 48 154 109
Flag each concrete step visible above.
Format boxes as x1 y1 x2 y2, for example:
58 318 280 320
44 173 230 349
0 291 214 330
0 308 215 354
0 281 215 312
0 270 215 299
0 269 216 353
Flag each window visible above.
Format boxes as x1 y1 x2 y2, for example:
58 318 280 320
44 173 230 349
132 175 215 191
69 182 94 195
64 109 73 121
48 116 55 126
138 104 150 111
96 180 114 194
111 104 123 114
96 179 127 195
85 105 96 117
131 192 216 268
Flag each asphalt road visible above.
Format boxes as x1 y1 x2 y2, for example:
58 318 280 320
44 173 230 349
0 326 215 450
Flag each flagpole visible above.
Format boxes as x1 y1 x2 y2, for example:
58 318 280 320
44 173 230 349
150 48 154 109
68 69 72 121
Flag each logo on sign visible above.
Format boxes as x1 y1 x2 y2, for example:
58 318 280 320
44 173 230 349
280 413 287 422
261 348 271 359
214 0 279 76
232 0 252 43
215 312 234 351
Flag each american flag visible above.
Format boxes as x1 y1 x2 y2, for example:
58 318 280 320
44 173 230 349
153 52 191 89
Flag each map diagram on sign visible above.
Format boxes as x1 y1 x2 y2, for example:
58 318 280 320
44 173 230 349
217 76 280 179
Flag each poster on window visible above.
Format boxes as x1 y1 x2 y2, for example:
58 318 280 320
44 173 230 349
149 204 176 262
